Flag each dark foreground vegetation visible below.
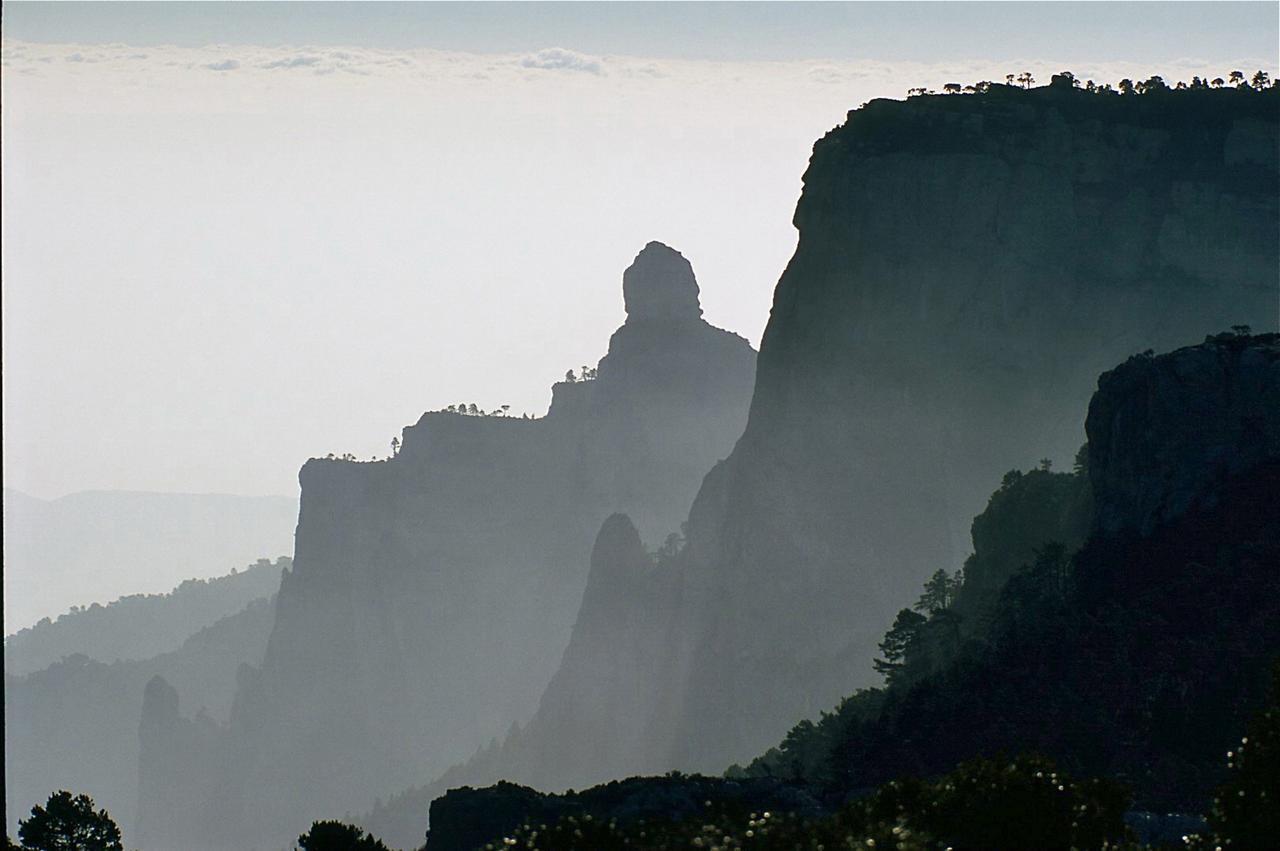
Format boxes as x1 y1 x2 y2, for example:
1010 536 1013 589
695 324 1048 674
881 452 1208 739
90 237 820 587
421 668 1278 851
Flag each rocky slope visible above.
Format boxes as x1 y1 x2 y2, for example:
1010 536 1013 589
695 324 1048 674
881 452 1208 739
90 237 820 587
139 243 757 850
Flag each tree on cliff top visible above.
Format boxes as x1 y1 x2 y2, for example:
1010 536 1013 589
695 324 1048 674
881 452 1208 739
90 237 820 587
17 792 123 851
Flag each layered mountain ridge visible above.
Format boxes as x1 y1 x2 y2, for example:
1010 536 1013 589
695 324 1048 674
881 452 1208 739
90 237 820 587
628 81 1279 774
4 588 279 839
138 242 758 850
365 82 1279 850
427 330 1280 850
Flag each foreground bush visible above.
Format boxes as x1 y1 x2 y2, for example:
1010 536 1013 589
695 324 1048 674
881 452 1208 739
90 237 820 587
489 753 1130 850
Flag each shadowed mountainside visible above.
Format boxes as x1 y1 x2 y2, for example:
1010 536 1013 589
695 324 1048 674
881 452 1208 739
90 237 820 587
590 79 1279 776
427 331 1280 850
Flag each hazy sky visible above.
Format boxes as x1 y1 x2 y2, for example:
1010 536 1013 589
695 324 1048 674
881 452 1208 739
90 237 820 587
4 2 1277 499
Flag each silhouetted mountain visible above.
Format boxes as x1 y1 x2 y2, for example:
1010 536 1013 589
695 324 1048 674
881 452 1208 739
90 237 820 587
425 331 1280 850
5 558 286 676
5 594 276 840
367 83 1279 846
142 83 1276 850
738 333 1280 810
138 243 757 850
2 488 297 630
500 83 1279 785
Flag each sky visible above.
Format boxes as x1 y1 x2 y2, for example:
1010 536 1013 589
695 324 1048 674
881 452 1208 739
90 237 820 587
3 1 1277 500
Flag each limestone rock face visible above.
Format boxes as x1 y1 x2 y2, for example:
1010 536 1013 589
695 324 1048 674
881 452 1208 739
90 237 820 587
623 242 703 323
477 87 1280 788
658 86 1279 772
157 245 756 850
1087 333 1280 536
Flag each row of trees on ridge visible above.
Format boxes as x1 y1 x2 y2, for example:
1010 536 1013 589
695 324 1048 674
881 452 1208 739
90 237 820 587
910 68 1274 96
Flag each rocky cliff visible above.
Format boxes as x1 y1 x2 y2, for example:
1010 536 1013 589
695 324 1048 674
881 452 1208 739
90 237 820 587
144 243 756 850
365 84 1279 848
662 81 1279 772
1088 332 1280 535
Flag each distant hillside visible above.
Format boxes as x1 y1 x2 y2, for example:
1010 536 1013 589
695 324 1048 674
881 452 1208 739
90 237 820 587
2 488 297 630
4 557 287 676
5 595 276 840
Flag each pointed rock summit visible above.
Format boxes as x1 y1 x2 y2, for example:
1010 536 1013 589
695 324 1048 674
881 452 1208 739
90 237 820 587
623 241 702 322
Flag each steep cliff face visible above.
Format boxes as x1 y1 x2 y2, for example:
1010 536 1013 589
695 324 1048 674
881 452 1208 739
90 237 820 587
366 88 1279 848
665 83 1279 770
164 243 756 849
1087 332 1280 535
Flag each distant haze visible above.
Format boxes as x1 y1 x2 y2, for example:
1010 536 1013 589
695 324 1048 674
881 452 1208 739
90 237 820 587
3 2 1276 500
2 488 297 630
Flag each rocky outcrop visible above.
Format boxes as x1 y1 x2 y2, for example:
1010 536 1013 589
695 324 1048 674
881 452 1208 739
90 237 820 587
623 242 703 322
153 244 756 849
1087 332 1280 535
136 677 223 849
499 514 684 791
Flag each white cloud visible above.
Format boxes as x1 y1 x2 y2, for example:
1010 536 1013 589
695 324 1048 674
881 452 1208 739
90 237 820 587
518 47 605 75
262 54 325 70
205 59 240 72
